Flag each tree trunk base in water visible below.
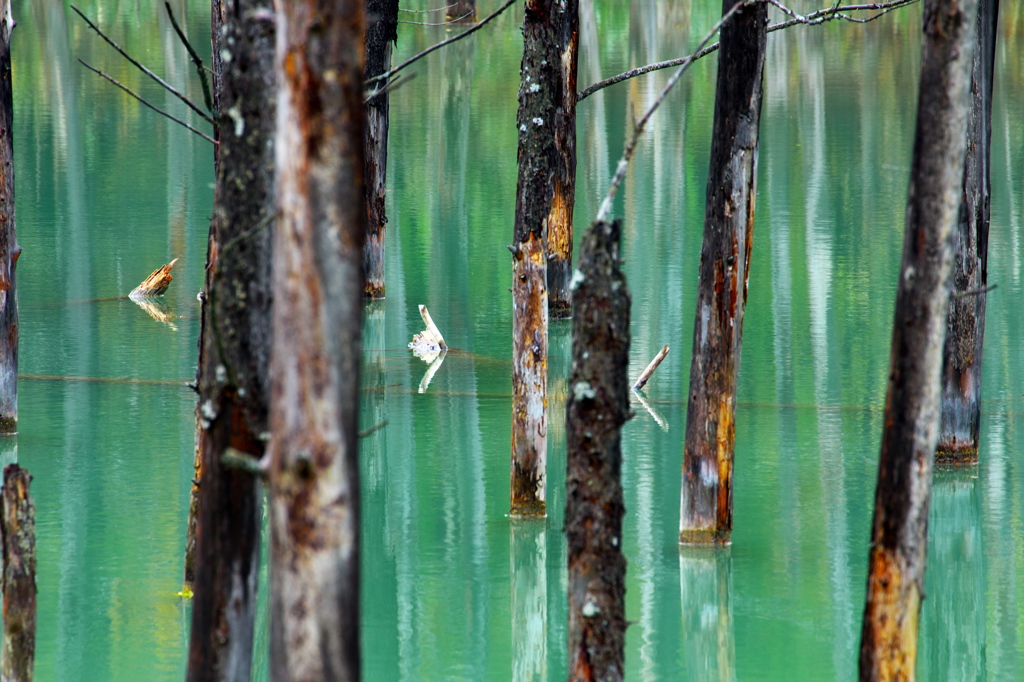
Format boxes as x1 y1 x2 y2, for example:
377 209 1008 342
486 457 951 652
679 528 732 546
935 443 979 467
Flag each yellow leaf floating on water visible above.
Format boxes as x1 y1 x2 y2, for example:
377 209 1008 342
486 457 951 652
175 587 194 599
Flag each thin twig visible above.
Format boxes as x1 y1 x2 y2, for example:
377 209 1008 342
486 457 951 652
78 59 217 144
221 447 269 477
165 2 214 115
953 283 997 299
70 5 215 126
358 421 389 438
365 72 417 104
632 345 669 391
578 0 919 102
399 2 457 12
399 13 472 26
595 1 746 223
365 0 517 86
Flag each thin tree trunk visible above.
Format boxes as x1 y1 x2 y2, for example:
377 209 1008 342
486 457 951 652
1 465 35 682
0 1 18 434
270 0 365 678
546 0 578 319
363 0 398 300
187 0 275 679
937 0 998 465
679 0 766 545
566 219 630 682
859 0 978 678
510 0 562 517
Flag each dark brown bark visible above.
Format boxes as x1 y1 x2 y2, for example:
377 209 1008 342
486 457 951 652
679 0 766 546
363 0 398 300
546 0 578 319
566 219 630 682
446 0 477 24
937 0 999 465
270 0 365 678
187 0 275 679
510 0 562 517
1 465 35 682
0 2 18 434
859 0 978 678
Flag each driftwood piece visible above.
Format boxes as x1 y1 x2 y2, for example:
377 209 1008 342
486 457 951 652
408 305 447 362
129 258 180 299
632 344 669 391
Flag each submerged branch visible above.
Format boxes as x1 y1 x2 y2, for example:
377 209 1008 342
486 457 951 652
78 60 217 145
70 5 215 126
632 345 669 391
579 0 919 102
164 2 214 115
595 1 745 223
365 0 517 86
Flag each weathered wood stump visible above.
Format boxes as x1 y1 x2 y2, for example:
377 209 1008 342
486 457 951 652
129 257 179 299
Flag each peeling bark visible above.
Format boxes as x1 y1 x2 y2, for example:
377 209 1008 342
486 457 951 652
937 0 998 465
363 0 398 300
566 219 630 682
510 0 562 517
1 465 35 682
859 0 978 678
187 0 276 679
546 0 578 319
0 1 18 435
679 0 765 546
270 0 365 678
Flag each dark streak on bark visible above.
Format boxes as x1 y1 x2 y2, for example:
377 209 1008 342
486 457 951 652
363 0 398 300
566 219 630 682
859 0 978 678
937 0 998 465
0 4 18 433
679 0 765 546
1 465 35 682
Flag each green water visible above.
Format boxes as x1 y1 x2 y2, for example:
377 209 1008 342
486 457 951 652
13 0 1024 680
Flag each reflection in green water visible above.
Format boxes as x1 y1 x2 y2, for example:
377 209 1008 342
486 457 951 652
13 0 1024 680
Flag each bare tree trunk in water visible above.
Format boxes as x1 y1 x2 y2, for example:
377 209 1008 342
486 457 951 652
859 0 978 678
547 0 578 319
270 0 365 678
187 0 275 678
363 0 398 300
566 219 630 682
937 0 998 465
679 0 765 545
510 0 562 517
1 465 35 682
446 0 476 24
0 1 18 434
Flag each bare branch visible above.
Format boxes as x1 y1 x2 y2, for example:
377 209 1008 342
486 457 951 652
398 13 473 26
70 5 215 126
632 345 669 391
399 3 457 12
595 1 746 223
579 0 919 102
365 72 416 104
164 2 214 115
78 59 217 145
365 0 517 86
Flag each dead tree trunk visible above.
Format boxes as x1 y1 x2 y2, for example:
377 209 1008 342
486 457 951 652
270 0 365 678
509 0 562 517
546 0 578 319
566 219 630 682
187 0 275 679
859 0 978 678
937 0 999 465
363 0 398 300
679 0 766 545
1 465 35 682
0 1 18 434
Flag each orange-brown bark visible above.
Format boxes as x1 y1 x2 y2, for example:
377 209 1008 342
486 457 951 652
129 257 179 298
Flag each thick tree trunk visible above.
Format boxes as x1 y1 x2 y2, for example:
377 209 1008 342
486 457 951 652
1 465 35 682
270 0 365 679
679 0 766 545
937 0 999 465
187 1 275 679
566 219 630 682
363 0 398 300
510 0 562 517
546 0 578 319
859 0 978 678
0 1 18 434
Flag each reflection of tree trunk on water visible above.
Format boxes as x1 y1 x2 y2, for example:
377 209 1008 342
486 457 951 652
859 0 978 677
937 0 999 465
269 0 365 677
680 550 735 681
364 0 398 300
511 521 547 682
0 0 19 433
187 0 275 677
918 471 986 679
446 0 476 25
679 0 766 545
